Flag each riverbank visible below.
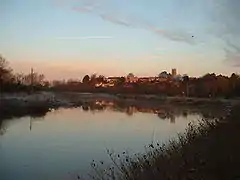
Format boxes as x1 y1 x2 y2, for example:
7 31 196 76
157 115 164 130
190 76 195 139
1 91 240 105
89 104 240 180
1 92 239 120
1 92 240 179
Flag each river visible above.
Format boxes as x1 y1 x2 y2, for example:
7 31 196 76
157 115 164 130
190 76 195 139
0 99 223 180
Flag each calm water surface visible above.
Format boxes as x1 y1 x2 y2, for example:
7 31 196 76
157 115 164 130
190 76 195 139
0 102 205 180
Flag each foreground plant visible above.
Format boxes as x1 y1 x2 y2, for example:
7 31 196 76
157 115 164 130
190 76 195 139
78 105 240 180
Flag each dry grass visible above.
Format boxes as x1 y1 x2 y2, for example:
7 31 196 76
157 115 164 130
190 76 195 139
83 105 240 180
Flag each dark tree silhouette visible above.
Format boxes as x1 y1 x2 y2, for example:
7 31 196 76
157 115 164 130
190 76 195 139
90 73 98 85
127 73 134 78
82 75 90 84
119 77 126 84
183 75 189 97
0 55 12 84
97 75 105 83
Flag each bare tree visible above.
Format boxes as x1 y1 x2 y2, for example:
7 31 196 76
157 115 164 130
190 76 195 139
0 55 13 83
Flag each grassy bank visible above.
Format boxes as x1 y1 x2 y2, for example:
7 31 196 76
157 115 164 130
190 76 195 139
0 92 57 120
88 104 240 180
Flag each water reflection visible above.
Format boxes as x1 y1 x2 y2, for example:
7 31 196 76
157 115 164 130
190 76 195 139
80 100 223 122
0 99 225 136
0 120 6 135
0 107 54 135
0 99 226 180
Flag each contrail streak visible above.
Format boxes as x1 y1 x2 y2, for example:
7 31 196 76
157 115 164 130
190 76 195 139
56 36 113 40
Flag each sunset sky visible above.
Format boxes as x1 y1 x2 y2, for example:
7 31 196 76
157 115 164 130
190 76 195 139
1 0 239 80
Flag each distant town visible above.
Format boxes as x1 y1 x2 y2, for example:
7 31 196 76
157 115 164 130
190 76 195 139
14 68 184 87
49 68 184 87
1 55 240 98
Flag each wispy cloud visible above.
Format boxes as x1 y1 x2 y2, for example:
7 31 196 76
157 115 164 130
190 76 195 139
224 49 240 67
149 26 195 45
210 0 240 66
58 0 195 44
72 6 94 13
56 36 113 40
223 38 240 67
99 14 131 27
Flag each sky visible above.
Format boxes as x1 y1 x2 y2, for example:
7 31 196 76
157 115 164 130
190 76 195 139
0 0 240 80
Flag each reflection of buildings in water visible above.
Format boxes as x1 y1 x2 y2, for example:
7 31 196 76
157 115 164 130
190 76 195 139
82 101 110 113
93 100 114 112
90 100 181 122
95 100 114 107
157 111 176 123
82 105 89 111
79 100 204 123
126 106 137 116
157 111 172 120
157 112 168 119
89 104 95 112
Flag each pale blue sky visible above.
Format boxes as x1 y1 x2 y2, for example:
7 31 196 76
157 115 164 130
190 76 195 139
0 0 239 79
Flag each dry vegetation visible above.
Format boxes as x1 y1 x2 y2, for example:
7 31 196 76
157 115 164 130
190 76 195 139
84 104 240 180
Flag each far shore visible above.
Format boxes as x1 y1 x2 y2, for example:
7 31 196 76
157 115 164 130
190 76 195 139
1 91 239 121
1 91 240 105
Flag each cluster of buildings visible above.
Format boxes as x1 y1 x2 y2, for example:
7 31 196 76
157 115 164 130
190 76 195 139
95 68 185 88
47 68 187 88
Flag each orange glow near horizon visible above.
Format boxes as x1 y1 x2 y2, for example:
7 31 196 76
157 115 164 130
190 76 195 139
9 55 237 81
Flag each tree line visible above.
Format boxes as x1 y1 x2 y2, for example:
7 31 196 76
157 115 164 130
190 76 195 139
0 55 47 92
1 55 240 98
54 73 240 98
